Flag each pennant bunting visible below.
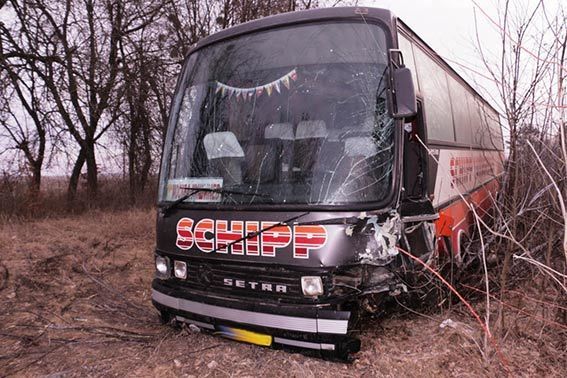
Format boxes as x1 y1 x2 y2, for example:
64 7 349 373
214 68 297 101
282 76 290 89
290 70 297 81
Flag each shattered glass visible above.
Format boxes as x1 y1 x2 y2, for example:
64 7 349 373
160 22 395 206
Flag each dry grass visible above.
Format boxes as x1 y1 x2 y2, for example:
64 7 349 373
0 174 156 222
0 209 564 377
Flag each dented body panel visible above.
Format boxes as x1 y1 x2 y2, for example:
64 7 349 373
157 210 401 268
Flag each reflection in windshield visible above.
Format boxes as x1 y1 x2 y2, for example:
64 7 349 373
160 22 394 206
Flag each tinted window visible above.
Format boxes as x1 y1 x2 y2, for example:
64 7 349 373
398 34 419 91
465 94 481 147
414 47 455 142
480 105 503 150
448 76 473 145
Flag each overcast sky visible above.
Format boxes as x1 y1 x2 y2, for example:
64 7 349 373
360 0 562 110
360 0 503 104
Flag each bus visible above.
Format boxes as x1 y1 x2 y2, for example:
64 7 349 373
151 7 504 359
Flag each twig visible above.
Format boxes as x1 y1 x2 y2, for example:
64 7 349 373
393 296 437 321
396 246 511 373
80 260 153 315
526 140 567 265
4 344 64 376
463 284 567 330
185 343 222 355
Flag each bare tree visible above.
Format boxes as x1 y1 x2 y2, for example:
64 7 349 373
0 5 62 194
472 0 567 331
112 0 167 202
1 0 124 200
0 70 50 193
1 0 329 207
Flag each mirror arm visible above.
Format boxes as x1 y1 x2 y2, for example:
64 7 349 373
387 49 417 119
388 48 405 69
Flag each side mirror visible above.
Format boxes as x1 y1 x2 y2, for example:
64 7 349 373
392 67 417 119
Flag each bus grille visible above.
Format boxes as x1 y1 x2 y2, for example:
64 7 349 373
172 262 330 303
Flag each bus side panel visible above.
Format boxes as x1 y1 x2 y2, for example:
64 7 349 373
437 177 500 255
431 148 504 256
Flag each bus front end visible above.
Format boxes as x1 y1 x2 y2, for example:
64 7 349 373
152 8 418 359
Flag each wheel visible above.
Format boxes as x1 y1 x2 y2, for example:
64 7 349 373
159 310 173 325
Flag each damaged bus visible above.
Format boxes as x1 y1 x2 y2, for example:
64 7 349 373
152 7 504 359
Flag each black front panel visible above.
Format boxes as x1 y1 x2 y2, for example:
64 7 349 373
156 209 381 268
168 260 332 304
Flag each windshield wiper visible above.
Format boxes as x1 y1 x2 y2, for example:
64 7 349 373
209 211 311 254
160 187 271 217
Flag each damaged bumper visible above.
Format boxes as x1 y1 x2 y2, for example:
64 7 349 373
151 279 359 355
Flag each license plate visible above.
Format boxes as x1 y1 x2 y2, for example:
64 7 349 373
216 326 272 347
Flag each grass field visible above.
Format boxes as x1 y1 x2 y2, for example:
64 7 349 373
0 209 564 377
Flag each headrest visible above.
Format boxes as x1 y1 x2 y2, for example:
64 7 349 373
344 137 377 158
264 123 294 140
295 120 328 140
203 131 245 159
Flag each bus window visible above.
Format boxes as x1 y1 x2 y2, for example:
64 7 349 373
479 105 503 150
160 22 395 206
448 76 473 146
413 47 455 143
467 95 484 148
398 34 420 91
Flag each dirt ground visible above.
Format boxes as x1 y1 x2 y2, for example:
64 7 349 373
0 209 564 377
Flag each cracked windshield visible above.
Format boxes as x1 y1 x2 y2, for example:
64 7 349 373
160 22 394 205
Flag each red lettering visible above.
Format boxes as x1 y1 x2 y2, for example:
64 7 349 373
216 220 244 254
245 221 260 256
176 218 194 250
175 218 328 259
194 218 215 252
260 222 292 257
293 225 328 259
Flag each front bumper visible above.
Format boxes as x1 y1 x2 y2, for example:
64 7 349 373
152 279 360 356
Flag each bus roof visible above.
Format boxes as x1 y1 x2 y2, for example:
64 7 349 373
192 7 396 53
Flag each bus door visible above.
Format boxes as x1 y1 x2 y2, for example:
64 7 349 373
402 100 429 200
400 99 437 256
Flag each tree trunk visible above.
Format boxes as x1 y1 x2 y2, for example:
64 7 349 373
29 162 41 194
140 120 152 192
128 123 138 205
84 141 98 197
67 148 86 203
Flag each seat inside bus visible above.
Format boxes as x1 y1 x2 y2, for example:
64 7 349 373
243 122 294 184
323 136 380 202
293 120 328 178
203 131 245 186
309 113 377 202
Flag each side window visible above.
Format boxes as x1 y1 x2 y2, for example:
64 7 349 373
447 76 473 146
465 94 480 147
491 113 504 150
414 47 455 143
398 34 420 92
480 105 504 150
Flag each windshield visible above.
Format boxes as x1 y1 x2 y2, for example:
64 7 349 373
159 22 395 206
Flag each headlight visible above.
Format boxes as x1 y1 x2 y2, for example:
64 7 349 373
155 255 170 279
301 276 323 297
174 260 187 279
